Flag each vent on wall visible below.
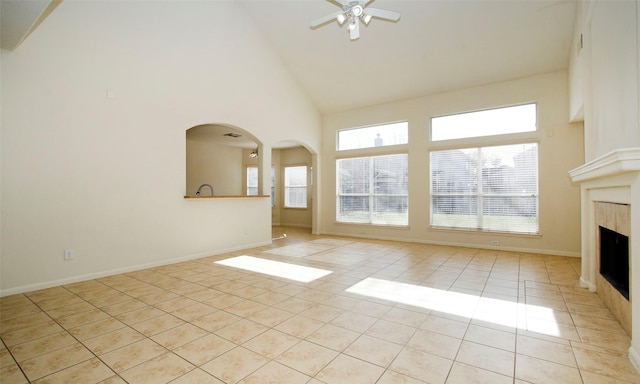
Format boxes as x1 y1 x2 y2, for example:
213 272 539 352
223 133 242 138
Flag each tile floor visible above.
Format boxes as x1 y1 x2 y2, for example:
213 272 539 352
2 227 640 383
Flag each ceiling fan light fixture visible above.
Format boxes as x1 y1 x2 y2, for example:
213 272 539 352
352 5 363 17
310 0 400 41
249 147 258 158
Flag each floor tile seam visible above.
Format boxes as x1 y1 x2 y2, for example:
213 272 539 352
389 343 457 381
116 350 196 380
0 338 30 382
96 339 176 375
452 339 516 378
5 327 89 364
1 306 78 352
572 323 632 342
264 339 340 380
21 353 109 383
512 340 580 371
78 322 150 360
62 280 113 296
8 315 114 380
311 350 386 383
569 343 640 382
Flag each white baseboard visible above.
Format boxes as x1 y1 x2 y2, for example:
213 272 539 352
629 346 640 373
580 277 597 292
0 240 271 297
320 230 580 257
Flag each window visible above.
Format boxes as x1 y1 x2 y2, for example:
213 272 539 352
431 103 536 141
247 166 258 196
284 166 307 208
247 166 276 206
430 143 538 234
338 122 408 151
337 154 408 225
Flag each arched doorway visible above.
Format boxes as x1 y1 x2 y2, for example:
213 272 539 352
271 141 316 232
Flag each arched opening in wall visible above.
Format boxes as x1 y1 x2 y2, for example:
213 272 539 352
271 141 315 232
185 123 261 197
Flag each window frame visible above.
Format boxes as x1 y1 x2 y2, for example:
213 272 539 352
337 121 409 151
430 103 538 142
336 153 409 227
428 103 540 235
246 165 276 207
283 165 308 209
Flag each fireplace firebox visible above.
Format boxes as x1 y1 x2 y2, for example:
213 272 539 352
599 225 630 300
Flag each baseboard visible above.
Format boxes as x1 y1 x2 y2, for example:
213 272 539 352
0 240 271 297
277 223 312 229
580 277 597 292
320 230 581 257
629 346 640 373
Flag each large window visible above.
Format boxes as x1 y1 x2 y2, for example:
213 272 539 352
430 143 538 234
338 122 408 151
337 154 408 226
284 166 307 208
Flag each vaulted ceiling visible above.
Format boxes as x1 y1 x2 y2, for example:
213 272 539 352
2 0 577 115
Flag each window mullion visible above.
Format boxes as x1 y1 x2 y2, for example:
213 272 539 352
369 157 374 224
476 148 483 229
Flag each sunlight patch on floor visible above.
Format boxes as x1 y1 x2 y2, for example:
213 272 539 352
215 255 332 283
347 277 560 337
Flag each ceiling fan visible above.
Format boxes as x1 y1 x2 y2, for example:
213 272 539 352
310 0 401 41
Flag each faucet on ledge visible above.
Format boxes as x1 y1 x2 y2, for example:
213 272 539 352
195 184 214 196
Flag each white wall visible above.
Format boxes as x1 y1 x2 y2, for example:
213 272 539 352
321 71 584 256
574 0 640 161
0 1 321 294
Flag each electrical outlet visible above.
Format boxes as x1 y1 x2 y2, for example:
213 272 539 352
64 249 74 260
490 240 500 246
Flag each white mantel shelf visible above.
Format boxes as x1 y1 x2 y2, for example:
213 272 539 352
569 148 640 183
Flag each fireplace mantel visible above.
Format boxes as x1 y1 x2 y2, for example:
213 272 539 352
569 147 640 372
569 148 640 182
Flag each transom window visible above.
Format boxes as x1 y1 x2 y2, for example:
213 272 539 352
431 103 536 141
338 122 408 151
337 154 408 226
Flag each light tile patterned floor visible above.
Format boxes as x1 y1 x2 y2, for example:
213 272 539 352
2 227 640 383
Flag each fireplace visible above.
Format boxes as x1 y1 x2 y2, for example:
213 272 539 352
599 225 630 300
569 148 640 371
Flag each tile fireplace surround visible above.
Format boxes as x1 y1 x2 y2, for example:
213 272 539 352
569 147 640 372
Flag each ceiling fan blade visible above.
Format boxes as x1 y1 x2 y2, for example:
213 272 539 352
364 7 401 22
327 0 347 8
310 11 343 29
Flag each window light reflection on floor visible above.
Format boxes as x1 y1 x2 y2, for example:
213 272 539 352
346 277 560 337
215 256 332 283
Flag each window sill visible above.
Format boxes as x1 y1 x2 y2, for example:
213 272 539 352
335 221 410 230
184 195 270 199
428 225 541 238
